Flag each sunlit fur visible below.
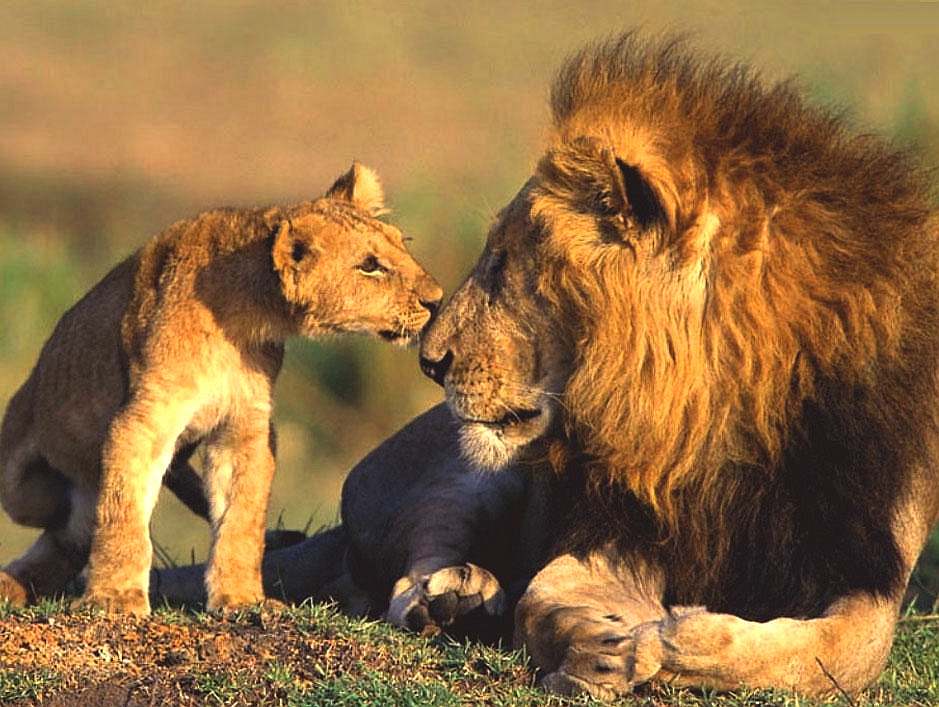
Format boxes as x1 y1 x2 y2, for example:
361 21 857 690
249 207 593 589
521 34 939 559
0 163 442 613
154 35 939 697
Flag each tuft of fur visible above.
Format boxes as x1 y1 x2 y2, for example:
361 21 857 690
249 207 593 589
537 34 939 615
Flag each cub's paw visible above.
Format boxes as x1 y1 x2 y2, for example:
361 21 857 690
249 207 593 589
537 612 665 700
386 563 505 634
206 591 271 614
0 570 28 607
211 597 286 623
74 587 150 615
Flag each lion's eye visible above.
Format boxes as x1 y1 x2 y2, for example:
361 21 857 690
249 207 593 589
490 249 507 278
357 254 388 277
488 249 508 295
594 190 620 218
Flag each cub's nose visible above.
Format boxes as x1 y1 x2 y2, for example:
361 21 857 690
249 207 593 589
420 278 444 313
419 350 453 387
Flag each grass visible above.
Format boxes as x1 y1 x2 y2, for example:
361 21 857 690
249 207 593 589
1 0 938 571
0 668 60 704
0 599 936 705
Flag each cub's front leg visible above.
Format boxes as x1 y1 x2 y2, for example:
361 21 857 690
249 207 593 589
82 388 199 614
202 411 276 611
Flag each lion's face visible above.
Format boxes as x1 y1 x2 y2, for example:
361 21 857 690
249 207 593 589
421 184 571 468
421 137 680 470
274 163 443 344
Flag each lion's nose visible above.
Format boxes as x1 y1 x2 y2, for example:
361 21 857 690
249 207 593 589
419 350 453 387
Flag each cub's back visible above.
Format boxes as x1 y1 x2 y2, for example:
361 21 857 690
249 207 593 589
31 254 139 477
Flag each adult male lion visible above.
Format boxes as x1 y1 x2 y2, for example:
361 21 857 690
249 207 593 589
156 35 939 698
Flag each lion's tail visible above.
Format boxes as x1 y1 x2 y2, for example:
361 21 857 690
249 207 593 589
150 525 364 609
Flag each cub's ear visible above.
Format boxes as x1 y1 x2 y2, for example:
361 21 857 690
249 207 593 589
325 161 387 216
601 148 666 235
271 220 318 272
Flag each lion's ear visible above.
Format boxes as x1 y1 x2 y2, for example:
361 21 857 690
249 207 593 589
325 161 386 216
602 149 666 235
271 220 318 272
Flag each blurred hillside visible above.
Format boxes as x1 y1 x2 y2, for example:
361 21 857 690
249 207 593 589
1 2 937 601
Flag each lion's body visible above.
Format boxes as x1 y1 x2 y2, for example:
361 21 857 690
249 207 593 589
153 36 939 699
0 163 442 614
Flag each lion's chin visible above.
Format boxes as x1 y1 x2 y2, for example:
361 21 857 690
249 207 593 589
457 410 552 471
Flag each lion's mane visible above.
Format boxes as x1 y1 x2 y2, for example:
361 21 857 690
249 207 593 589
538 34 939 618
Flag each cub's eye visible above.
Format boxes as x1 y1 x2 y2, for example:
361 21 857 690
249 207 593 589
357 254 388 277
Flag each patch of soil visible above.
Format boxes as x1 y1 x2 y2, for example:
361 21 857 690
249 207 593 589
0 608 365 705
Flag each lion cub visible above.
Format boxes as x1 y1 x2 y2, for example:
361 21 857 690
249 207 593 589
0 162 442 614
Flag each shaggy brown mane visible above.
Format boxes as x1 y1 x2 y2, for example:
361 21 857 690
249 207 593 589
542 34 939 607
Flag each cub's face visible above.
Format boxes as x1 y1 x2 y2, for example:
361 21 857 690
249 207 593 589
273 162 443 344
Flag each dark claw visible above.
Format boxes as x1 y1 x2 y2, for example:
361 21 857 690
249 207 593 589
406 603 433 632
456 592 484 615
428 591 460 624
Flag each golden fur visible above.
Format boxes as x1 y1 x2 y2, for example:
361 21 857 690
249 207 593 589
0 162 442 614
410 33 939 698
153 34 939 699
546 37 937 535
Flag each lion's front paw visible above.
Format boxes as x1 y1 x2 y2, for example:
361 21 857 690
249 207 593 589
75 586 150 615
537 613 665 700
0 570 28 607
386 563 505 633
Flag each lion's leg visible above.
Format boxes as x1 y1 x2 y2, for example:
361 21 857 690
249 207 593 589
522 489 935 700
381 465 524 631
534 592 902 699
150 526 351 608
515 551 901 699
81 391 197 615
514 550 667 699
637 595 902 696
620 486 937 698
341 404 527 631
201 413 274 611
1 484 97 605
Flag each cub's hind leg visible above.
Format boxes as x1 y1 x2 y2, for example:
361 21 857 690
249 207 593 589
163 443 210 521
1 482 97 605
0 379 87 604
162 423 277 523
0 377 68 532
0 451 71 605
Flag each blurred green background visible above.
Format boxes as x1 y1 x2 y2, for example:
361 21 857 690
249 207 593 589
1 1 938 605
